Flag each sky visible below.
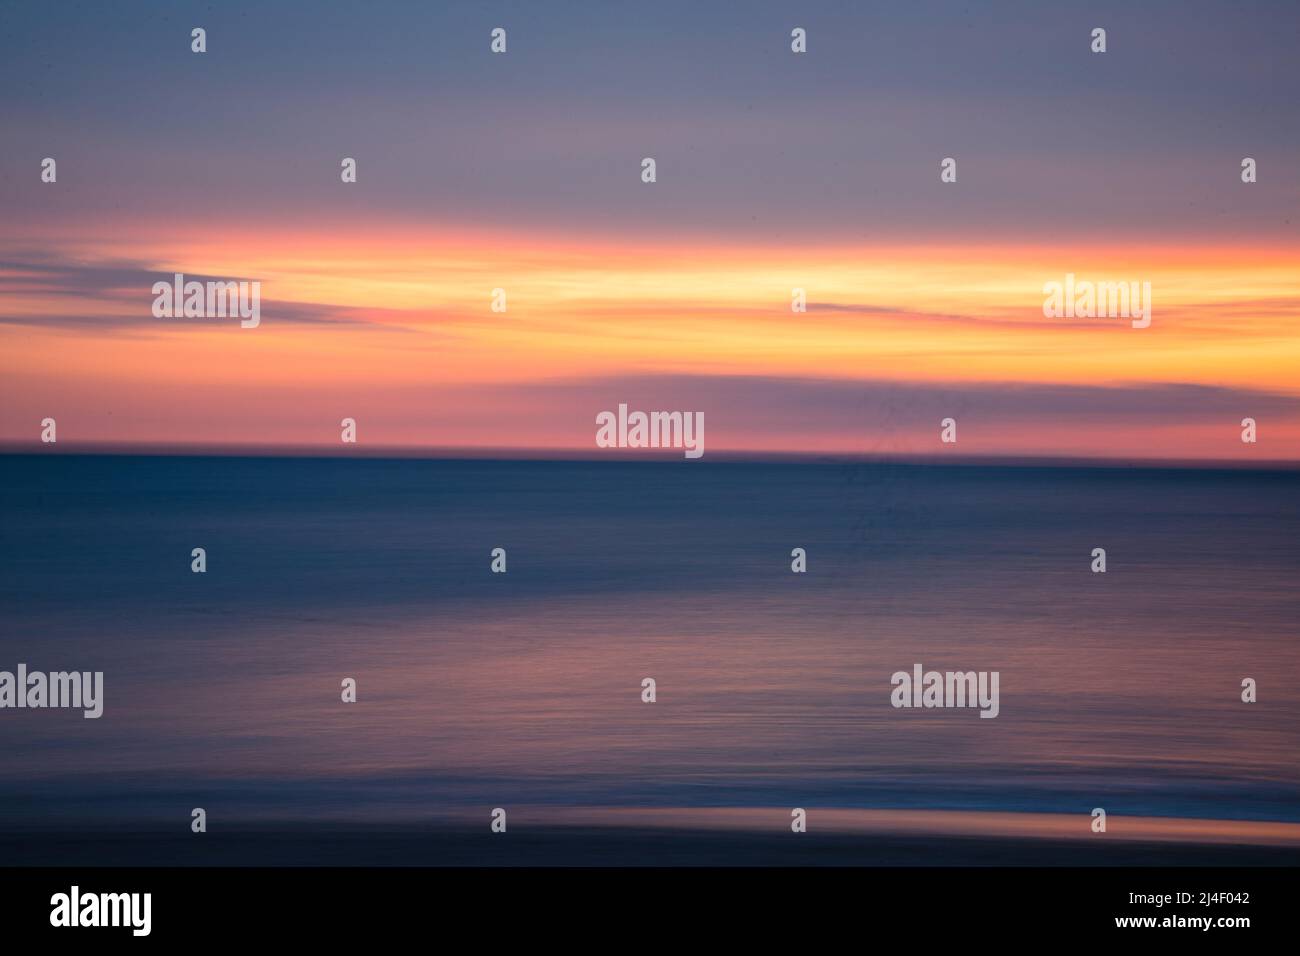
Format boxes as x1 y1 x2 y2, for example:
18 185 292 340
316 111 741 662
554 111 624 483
2 0 1298 459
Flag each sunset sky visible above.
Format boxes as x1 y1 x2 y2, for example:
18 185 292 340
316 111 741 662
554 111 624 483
2 0 1298 459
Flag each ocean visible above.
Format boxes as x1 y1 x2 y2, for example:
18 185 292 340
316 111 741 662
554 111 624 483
2 454 1297 864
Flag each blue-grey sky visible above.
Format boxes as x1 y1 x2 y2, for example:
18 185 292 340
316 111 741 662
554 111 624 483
2 0 1297 240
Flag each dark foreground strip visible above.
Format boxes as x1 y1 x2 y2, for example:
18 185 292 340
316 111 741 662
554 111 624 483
0 865 1283 943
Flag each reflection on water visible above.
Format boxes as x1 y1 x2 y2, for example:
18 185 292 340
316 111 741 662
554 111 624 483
2 455 1297 845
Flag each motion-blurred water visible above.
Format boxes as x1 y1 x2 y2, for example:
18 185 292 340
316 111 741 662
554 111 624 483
2 455 1297 856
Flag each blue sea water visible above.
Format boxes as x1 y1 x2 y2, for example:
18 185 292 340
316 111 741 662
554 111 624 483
1 454 1298 859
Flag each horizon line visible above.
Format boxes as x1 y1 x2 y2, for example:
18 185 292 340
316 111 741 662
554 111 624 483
4 442 1298 472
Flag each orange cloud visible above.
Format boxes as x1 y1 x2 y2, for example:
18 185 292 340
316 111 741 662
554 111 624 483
3 224 1299 457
